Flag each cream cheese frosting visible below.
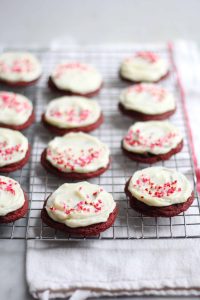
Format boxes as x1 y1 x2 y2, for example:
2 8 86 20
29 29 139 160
51 61 102 94
119 83 176 115
46 132 110 173
0 52 42 83
120 51 169 82
128 167 192 207
123 121 183 155
0 128 28 167
0 176 25 216
45 181 116 228
0 91 33 126
44 96 101 128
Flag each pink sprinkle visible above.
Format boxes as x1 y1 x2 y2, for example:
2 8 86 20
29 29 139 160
127 84 166 102
135 51 159 63
48 147 101 172
50 207 56 211
0 179 16 195
54 62 90 79
1 58 35 74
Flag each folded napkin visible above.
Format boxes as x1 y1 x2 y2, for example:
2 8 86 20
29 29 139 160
27 239 200 299
27 41 200 300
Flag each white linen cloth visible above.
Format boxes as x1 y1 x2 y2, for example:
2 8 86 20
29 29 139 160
27 41 200 300
27 239 200 300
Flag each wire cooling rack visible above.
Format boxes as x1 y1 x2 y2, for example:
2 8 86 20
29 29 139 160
0 44 199 240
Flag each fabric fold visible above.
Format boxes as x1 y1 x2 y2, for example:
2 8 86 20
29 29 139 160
27 239 200 299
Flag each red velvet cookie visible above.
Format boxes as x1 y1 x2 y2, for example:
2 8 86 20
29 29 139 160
41 201 118 236
0 176 29 223
0 111 35 131
119 71 170 84
48 77 103 98
0 145 31 173
125 167 194 217
119 51 169 83
41 181 118 236
41 132 110 180
49 61 103 97
41 95 104 135
119 84 176 121
122 121 183 163
125 180 194 217
42 112 104 135
0 91 35 130
0 192 29 223
119 102 176 121
0 128 31 173
122 140 183 164
0 77 40 87
41 148 110 180
0 52 42 87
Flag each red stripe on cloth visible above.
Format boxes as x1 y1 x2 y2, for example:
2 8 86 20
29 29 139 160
168 42 200 193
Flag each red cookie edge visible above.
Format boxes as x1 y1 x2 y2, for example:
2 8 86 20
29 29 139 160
0 77 40 87
0 145 31 173
48 77 103 98
119 70 170 84
122 140 183 164
41 198 118 236
41 112 104 135
41 149 111 180
118 103 176 121
0 191 29 223
0 111 35 131
125 178 194 217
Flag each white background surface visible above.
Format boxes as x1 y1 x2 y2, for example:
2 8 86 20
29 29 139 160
0 1 200 300
0 0 200 47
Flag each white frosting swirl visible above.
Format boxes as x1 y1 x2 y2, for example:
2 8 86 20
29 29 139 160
0 128 28 167
0 52 42 83
0 91 33 126
45 181 116 228
120 83 175 115
44 96 101 128
120 51 169 82
51 61 102 94
128 167 192 207
46 132 110 173
123 121 183 155
0 176 25 216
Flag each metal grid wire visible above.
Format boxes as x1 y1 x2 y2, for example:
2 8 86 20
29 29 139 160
0 44 200 240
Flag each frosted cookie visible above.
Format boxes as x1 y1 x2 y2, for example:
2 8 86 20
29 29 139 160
0 91 35 130
41 132 110 179
41 181 118 236
122 121 183 163
125 167 194 217
0 176 28 223
0 128 30 172
49 61 102 97
119 83 176 120
120 51 169 83
0 52 41 86
42 96 103 135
